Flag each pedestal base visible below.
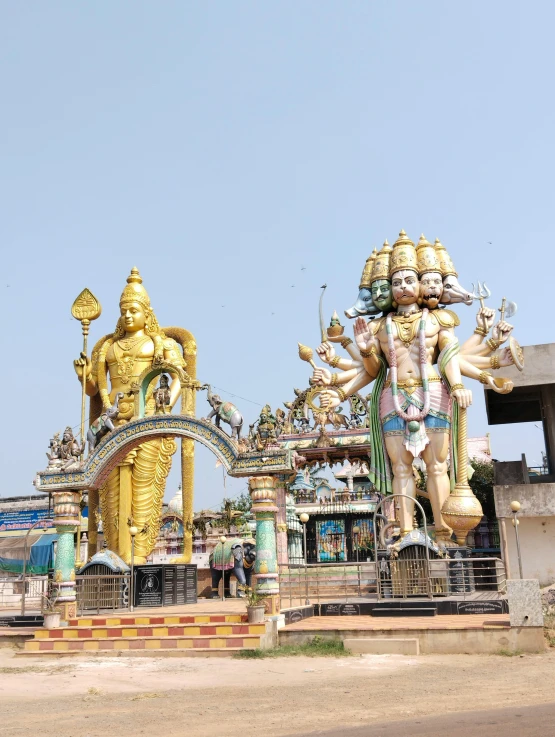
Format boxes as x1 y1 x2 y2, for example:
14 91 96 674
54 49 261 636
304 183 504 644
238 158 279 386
55 601 77 622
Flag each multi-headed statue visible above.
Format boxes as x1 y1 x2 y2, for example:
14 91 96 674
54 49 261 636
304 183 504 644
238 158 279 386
74 268 188 563
310 231 519 545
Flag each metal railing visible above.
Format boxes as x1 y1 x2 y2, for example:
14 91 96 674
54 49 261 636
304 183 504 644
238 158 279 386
0 576 48 610
278 556 506 605
75 575 130 614
279 562 378 607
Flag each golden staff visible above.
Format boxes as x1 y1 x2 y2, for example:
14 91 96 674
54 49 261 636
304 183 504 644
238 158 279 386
71 288 102 458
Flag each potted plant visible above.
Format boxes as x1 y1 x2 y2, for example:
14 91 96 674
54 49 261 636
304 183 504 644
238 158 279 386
41 591 61 629
243 586 266 624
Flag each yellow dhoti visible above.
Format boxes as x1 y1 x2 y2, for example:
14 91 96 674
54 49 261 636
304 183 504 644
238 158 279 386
99 436 177 564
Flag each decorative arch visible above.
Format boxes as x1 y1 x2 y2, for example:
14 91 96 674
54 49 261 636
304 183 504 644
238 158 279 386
130 361 190 418
37 416 239 492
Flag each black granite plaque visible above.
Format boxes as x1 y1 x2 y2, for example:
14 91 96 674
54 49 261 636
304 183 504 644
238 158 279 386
134 566 164 607
339 603 360 616
457 600 504 615
134 564 197 607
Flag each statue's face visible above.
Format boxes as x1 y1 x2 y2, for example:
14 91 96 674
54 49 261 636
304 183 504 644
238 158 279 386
371 279 393 311
391 270 419 305
420 271 443 309
63 430 72 442
121 301 146 332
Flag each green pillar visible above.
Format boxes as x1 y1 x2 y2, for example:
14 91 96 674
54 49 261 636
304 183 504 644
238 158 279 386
249 476 280 615
52 491 80 620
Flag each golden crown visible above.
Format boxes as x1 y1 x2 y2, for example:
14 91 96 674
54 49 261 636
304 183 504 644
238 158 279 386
434 239 458 277
371 240 392 282
359 248 378 289
389 230 417 278
119 267 152 309
416 234 441 275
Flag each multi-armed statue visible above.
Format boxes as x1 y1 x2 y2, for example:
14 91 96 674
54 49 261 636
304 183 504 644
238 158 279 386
304 231 522 545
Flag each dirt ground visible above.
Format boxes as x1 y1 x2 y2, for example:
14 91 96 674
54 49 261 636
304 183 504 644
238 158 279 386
1 646 554 737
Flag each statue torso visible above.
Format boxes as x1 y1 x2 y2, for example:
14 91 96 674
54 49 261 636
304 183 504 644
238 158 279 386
106 335 155 393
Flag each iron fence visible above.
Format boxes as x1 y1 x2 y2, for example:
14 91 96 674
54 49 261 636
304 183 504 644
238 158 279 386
0 576 48 610
279 556 506 605
75 574 130 614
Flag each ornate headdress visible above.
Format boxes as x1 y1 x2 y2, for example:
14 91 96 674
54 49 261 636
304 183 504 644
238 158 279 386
371 240 392 282
119 267 152 309
434 239 458 277
359 248 378 289
389 230 417 277
416 234 441 275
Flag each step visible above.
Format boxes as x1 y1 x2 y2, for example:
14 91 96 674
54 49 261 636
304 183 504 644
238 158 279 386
344 638 420 655
68 614 246 627
17 647 245 658
34 623 265 640
24 633 263 653
371 608 437 617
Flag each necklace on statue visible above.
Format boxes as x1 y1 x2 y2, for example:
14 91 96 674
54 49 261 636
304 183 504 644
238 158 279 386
114 336 149 384
386 309 430 431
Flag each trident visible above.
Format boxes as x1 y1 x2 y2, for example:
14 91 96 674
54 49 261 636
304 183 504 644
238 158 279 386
471 281 491 331
498 296 518 322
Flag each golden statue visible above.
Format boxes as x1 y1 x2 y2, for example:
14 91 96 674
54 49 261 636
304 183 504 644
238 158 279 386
74 267 196 564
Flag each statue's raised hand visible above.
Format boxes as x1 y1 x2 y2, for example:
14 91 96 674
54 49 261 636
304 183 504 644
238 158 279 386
354 317 375 353
476 306 495 331
316 342 335 365
497 347 514 367
492 321 513 344
312 367 332 386
73 352 92 382
319 390 341 410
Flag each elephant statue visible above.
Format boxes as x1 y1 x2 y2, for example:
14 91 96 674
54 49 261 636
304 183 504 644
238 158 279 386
209 538 256 598
201 384 244 439
87 392 124 451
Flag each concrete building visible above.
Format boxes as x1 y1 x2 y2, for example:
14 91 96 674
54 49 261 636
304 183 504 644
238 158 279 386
486 343 555 585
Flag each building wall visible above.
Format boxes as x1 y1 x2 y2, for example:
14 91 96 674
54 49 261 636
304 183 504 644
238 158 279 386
502 516 555 586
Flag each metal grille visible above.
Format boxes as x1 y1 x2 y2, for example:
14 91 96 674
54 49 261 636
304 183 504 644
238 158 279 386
279 562 377 606
75 575 129 614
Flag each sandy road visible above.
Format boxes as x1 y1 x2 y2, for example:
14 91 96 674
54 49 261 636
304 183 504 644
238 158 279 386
0 648 554 737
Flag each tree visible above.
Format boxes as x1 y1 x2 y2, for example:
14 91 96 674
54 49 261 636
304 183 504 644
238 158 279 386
469 459 495 520
219 492 252 529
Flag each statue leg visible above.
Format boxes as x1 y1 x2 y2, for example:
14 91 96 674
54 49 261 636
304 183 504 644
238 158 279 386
223 570 232 597
421 431 452 540
210 569 221 598
131 438 177 564
385 435 416 535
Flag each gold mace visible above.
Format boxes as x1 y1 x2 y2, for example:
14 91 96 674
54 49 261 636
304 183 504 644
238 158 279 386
441 404 483 545
298 342 317 369
71 288 102 458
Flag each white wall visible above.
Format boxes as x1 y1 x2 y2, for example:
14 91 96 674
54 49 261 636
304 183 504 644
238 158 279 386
503 516 555 586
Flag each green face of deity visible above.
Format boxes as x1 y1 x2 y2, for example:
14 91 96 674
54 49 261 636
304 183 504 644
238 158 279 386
371 279 393 311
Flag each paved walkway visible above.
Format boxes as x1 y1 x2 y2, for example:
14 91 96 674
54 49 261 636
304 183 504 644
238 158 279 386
282 613 510 631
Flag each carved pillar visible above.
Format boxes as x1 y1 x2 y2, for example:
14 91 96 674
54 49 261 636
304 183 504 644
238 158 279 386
249 476 280 614
52 491 80 620
275 475 289 566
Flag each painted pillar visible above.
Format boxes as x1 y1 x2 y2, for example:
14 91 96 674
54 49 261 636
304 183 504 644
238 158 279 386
249 475 280 615
52 491 80 620
275 475 289 566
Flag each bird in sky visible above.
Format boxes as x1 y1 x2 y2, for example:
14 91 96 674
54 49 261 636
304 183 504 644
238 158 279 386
291 285 295 288
301 266 306 271
487 242 492 244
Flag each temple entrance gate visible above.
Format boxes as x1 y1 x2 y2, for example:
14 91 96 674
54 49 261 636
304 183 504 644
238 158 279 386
35 415 294 618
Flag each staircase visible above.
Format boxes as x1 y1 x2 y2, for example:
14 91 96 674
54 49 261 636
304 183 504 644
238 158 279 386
20 613 272 656
371 600 437 617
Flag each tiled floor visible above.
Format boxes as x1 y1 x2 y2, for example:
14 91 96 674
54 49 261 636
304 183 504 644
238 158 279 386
282 614 510 631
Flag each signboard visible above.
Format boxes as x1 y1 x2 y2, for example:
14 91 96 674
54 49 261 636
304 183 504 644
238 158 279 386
0 509 52 533
457 601 505 615
134 564 197 607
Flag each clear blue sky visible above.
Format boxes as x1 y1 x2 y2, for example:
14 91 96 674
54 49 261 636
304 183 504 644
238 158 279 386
1 2 552 508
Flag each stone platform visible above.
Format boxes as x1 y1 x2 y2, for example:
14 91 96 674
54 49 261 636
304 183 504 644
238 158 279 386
279 614 545 654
